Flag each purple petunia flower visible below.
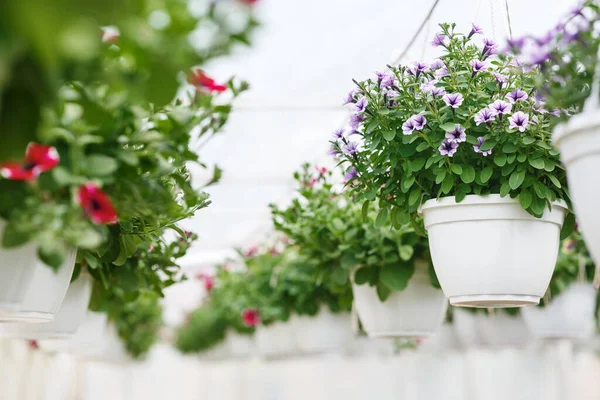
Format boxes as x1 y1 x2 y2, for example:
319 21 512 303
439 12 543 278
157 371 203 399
431 86 446 97
570 1 585 17
354 97 368 113
343 141 360 155
420 78 439 93
377 71 396 88
507 36 526 51
488 100 512 116
535 30 555 47
443 92 464 108
328 143 340 157
473 137 491 156
343 89 360 105
349 113 365 130
438 139 459 157
445 124 466 143
435 67 449 79
344 167 358 181
430 59 445 70
402 118 415 135
411 115 427 130
432 34 447 47
469 23 483 38
469 59 488 73
332 128 345 139
482 38 498 57
408 61 430 76
506 89 529 103
508 111 529 132
474 108 495 125
522 45 551 66
492 72 508 85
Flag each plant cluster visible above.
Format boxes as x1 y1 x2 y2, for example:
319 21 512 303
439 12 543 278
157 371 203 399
332 23 573 233
270 164 438 302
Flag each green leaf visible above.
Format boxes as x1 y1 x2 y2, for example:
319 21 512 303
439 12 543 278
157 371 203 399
519 190 533 209
411 158 426 171
529 158 545 169
361 200 371 222
560 212 575 240
376 282 391 301
441 175 454 194
37 245 65 271
480 140 496 151
332 267 348 285
382 130 396 141
375 208 389 228
451 164 463 174
522 136 536 145
435 169 447 184
439 122 458 132
455 190 467 203
503 142 518 153
399 245 414 261
354 266 376 285
341 253 357 270
408 189 421 206
52 167 72 186
416 142 429 152
509 170 525 190
380 264 414 291
547 174 562 189
85 154 118 176
402 175 415 191
460 166 475 184
1 222 31 248
494 153 507 167
500 181 511 197
480 166 493 183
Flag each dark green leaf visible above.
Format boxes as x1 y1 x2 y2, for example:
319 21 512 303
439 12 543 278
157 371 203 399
529 158 545 169
519 190 533 209
494 153 507 167
439 122 458 132
382 130 396 141
451 164 463 174
560 212 575 240
380 264 414 291
509 170 525 190
480 166 493 183
460 166 475 184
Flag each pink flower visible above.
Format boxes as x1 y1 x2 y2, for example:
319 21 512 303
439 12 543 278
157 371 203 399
315 165 328 175
188 69 227 93
242 309 260 327
196 272 215 292
77 183 118 224
245 245 259 257
1 143 60 181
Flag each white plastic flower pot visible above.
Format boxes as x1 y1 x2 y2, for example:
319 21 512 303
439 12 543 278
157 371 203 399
352 261 448 338
522 283 597 339
291 308 352 354
255 319 299 358
0 274 92 339
38 310 109 354
421 195 567 308
0 248 77 322
0 220 39 311
554 111 600 266
477 312 530 347
199 332 256 361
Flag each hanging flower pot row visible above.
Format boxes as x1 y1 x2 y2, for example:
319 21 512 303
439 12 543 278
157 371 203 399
333 22 574 308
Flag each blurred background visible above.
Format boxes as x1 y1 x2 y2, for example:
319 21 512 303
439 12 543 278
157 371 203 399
2 0 600 399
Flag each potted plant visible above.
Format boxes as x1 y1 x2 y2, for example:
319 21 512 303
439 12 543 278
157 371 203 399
522 230 598 339
0 0 255 320
333 24 573 307
507 2 600 269
271 165 447 337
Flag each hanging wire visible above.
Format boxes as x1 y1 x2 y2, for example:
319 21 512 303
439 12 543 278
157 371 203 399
504 0 514 40
391 0 442 65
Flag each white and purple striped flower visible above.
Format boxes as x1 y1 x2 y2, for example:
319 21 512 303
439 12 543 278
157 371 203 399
482 38 498 58
432 34 447 47
332 128 346 139
488 100 512 116
344 167 358 181
431 86 446 97
420 78 439 93
349 113 365 130
492 72 508 86
438 139 459 157
445 124 466 143
408 61 430 76
468 23 483 38
411 115 427 130
508 111 529 132
506 36 526 52
343 89 360 105
473 137 491 156
430 59 445 70
376 71 396 88
343 141 360 155
328 144 341 157
435 67 449 79
443 92 464 108
469 59 488 74
506 89 529 103
474 108 495 125
354 97 368 113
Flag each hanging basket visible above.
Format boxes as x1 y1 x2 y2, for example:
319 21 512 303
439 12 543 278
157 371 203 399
421 195 567 308
352 260 448 338
0 248 77 322
38 310 109 354
522 283 597 340
290 307 352 354
0 274 92 339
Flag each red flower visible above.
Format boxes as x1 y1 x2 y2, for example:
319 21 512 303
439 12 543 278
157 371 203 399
188 69 228 93
245 245 258 258
269 248 280 255
78 183 118 224
315 165 328 175
28 340 39 350
240 0 259 4
242 308 260 327
196 272 215 292
0 143 60 181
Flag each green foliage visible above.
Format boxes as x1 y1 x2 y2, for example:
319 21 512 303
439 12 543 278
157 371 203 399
176 307 228 354
333 23 571 228
270 164 437 296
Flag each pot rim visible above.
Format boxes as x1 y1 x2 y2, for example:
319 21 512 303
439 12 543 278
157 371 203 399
420 194 568 213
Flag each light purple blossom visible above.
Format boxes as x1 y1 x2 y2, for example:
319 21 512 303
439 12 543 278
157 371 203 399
469 59 488 73
508 111 529 132
506 89 529 103
445 124 466 143
522 45 551 66
535 30 555 46
488 100 512 116
354 97 368 113
385 89 398 99
432 34 447 47
332 128 345 139
343 141 360 155
420 78 439 93
438 139 459 157
473 137 491 156
435 67 449 79
343 89 360 105
482 38 498 57
443 92 464 108
431 86 446 97
349 113 365 130
411 115 427 130
570 1 585 17
408 61 430 75
344 167 358 181
430 59 445 70
468 23 483 38
328 144 340 157
550 109 561 117
402 119 415 135
377 71 396 88
474 108 495 125
492 72 508 85
506 36 526 51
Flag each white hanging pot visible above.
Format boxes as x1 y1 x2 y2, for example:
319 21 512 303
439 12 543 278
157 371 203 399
0 220 40 311
554 109 600 265
290 307 352 354
477 311 530 347
421 195 567 308
522 283 597 339
0 274 92 339
199 332 256 361
0 248 77 322
255 318 299 358
38 310 109 354
352 260 447 338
